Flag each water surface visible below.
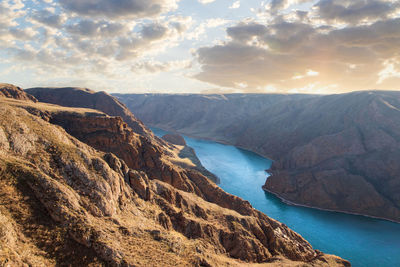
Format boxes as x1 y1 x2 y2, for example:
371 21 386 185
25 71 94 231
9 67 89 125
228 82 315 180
152 127 400 267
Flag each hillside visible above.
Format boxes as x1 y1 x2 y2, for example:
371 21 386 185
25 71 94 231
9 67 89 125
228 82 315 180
0 85 348 266
115 92 400 222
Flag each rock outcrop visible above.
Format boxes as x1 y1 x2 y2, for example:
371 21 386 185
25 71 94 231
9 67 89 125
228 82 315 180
116 92 400 222
0 90 349 266
0 83 37 102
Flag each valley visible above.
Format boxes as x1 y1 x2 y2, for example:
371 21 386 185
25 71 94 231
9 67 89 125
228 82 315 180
116 92 400 223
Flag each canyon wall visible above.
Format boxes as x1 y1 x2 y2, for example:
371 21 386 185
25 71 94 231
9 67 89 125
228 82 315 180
115 92 400 222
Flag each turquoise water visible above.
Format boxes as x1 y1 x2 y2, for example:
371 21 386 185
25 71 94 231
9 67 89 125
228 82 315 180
151 127 400 267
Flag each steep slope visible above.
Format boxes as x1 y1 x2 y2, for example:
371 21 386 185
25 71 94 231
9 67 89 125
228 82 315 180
115 92 400 222
25 87 152 139
0 95 348 265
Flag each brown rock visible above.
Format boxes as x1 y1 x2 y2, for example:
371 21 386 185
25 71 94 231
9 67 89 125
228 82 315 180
0 83 37 102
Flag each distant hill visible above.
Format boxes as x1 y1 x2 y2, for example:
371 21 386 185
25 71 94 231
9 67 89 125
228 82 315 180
115 91 400 222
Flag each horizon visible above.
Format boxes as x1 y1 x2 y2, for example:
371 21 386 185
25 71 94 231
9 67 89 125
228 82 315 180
1 0 400 94
20 84 400 95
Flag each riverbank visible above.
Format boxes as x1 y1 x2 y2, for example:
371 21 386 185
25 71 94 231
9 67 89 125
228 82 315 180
262 185 400 225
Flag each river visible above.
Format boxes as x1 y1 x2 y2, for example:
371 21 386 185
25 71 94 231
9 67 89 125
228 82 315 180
151 127 400 267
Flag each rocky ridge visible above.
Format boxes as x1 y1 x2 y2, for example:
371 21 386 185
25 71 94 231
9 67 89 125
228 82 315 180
0 85 349 266
26 87 152 139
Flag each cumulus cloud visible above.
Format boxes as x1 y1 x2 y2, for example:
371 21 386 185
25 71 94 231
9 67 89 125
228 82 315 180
229 1 240 9
313 0 400 24
141 23 169 40
226 23 268 42
267 0 313 13
31 9 65 28
9 27 37 40
0 0 28 46
66 20 126 37
0 0 192 90
194 12 400 92
58 0 180 19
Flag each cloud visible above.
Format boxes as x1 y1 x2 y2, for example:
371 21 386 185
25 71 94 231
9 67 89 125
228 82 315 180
229 1 240 9
313 0 400 24
267 0 313 13
141 23 169 40
198 0 216 4
194 14 400 93
131 60 191 73
66 20 126 37
5 11 190 81
58 0 179 19
2 0 191 76
187 18 229 41
31 9 65 28
9 27 36 40
0 0 27 46
226 22 268 42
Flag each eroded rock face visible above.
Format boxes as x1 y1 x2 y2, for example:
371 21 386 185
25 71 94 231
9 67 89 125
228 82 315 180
116 92 400 222
49 113 203 195
0 94 349 266
0 83 37 102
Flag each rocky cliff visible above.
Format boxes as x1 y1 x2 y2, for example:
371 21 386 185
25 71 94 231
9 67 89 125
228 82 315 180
0 83 37 102
25 87 152 139
0 87 348 266
115 92 400 222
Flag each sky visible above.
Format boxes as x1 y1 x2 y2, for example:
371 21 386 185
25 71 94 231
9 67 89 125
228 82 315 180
1 0 400 94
